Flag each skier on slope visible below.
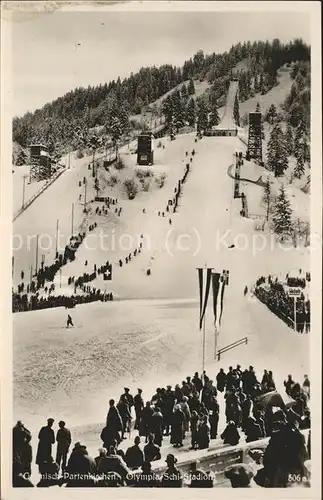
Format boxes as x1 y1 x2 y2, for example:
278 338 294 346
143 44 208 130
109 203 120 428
66 314 74 328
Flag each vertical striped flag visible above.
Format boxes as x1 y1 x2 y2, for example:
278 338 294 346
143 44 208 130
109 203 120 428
197 267 213 330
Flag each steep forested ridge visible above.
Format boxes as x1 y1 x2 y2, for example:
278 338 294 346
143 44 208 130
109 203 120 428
13 38 310 159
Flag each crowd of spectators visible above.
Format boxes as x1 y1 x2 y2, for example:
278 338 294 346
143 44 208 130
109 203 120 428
254 274 310 332
13 363 311 488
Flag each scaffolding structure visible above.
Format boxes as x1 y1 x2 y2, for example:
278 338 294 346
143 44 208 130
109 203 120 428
29 145 52 182
247 112 263 163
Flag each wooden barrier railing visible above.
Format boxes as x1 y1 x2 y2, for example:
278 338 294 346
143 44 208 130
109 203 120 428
216 336 248 361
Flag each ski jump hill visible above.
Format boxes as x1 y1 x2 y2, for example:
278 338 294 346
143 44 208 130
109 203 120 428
13 75 309 481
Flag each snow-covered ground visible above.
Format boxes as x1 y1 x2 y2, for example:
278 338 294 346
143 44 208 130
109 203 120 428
13 81 310 467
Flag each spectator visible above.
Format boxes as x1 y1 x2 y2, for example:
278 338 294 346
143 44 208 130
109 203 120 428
20 433 32 477
180 396 191 438
197 415 210 449
245 417 263 442
139 401 154 439
143 434 161 463
13 421 31 460
65 442 96 487
102 399 123 447
216 368 226 392
36 418 55 473
151 407 164 446
209 396 220 439
134 388 144 430
302 375 310 399
225 464 254 488
163 386 175 436
170 404 185 448
189 410 199 450
221 421 240 446
284 374 295 395
56 420 71 472
135 460 160 487
124 436 144 470
96 445 130 486
161 454 182 488
192 372 203 393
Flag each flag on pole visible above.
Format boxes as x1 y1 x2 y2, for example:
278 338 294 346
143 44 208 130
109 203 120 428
212 272 221 331
197 267 212 330
219 279 226 326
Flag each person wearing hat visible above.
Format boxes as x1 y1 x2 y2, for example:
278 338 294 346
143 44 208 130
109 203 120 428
120 387 134 409
56 420 71 472
189 459 213 488
134 388 144 430
163 385 176 436
96 445 131 485
117 397 132 440
161 454 182 488
36 418 55 473
135 460 160 487
94 447 107 470
124 436 144 470
216 368 226 393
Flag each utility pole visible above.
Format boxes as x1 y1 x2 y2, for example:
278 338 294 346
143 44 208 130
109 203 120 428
83 181 87 213
55 219 59 256
22 175 28 209
35 234 39 274
71 203 74 238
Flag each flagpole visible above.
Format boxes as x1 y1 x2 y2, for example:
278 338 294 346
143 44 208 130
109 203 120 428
202 314 206 374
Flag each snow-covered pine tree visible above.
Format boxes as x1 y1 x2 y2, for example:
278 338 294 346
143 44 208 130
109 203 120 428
172 90 185 131
181 84 188 100
285 124 294 156
294 154 305 178
272 184 293 241
188 78 195 95
267 104 277 125
209 100 220 127
186 98 196 127
196 97 208 132
263 176 272 221
267 124 289 177
294 120 310 165
233 94 240 126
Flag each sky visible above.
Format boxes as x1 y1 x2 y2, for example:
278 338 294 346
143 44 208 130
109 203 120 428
11 6 311 117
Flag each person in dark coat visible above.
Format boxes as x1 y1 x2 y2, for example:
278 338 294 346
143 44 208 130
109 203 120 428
36 418 55 472
216 368 226 392
192 372 203 393
245 417 263 442
96 445 130 485
117 398 132 440
124 436 144 470
189 410 199 450
284 374 295 395
163 386 176 436
197 415 211 449
65 442 96 487
37 457 60 487
56 420 71 472
102 399 123 447
209 396 220 439
20 433 32 477
170 405 185 447
143 433 161 463
151 407 164 446
161 454 182 488
241 393 252 431
261 369 269 390
120 387 134 409
12 421 31 460
139 401 154 439
221 421 240 446
135 460 160 487
134 388 144 430
189 459 213 488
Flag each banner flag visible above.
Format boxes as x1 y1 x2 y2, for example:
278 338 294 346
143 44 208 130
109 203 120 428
219 280 226 326
212 272 221 330
198 268 212 330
